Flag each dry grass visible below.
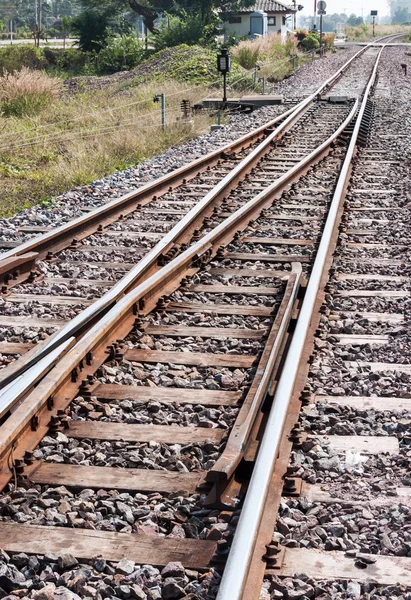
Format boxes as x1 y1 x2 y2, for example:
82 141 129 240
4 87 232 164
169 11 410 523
232 33 302 82
0 68 61 117
0 76 214 215
345 24 410 42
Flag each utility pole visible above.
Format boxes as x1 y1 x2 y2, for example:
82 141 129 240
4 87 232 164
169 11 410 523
317 0 326 56
38 0 42 34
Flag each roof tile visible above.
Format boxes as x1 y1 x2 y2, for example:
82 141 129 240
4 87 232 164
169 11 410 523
239 0 292 13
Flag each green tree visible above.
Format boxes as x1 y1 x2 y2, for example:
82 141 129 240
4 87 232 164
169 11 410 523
392 6 411 21
71 9 113 51
346 13 363 25
153 12 215 49
76 0 254 32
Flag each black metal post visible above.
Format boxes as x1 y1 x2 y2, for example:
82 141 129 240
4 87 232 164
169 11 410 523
223 71 227 106
319 14 323 56
372 16 375 37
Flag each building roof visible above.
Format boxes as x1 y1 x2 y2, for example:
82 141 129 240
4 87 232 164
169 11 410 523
238 0 293 13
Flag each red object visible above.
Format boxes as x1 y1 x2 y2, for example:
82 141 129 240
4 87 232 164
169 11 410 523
314 0 317 13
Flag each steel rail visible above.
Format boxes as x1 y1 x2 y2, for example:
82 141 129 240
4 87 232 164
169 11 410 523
0 37 381 399
0 99 358 487
215 40 388 600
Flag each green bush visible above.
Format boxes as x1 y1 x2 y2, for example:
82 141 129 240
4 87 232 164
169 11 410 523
301 33 320 50
71 10 112 52
18 26 33 39
153 13 214 50
235 46 259 69
0 46 45 74
47 27 62 38
95 34 145 74
0 46 92 77
42 47 91 74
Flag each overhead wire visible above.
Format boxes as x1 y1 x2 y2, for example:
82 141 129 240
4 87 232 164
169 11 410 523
0 69 256 152
0 67 253 144
0 107 195 152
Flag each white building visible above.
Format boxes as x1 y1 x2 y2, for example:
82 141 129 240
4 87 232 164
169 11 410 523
223 0 295 39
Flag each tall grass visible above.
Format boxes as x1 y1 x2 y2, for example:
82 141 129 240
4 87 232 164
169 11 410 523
0 77 213 215
0 68 61 117
232 34 301 81
345 23 410 41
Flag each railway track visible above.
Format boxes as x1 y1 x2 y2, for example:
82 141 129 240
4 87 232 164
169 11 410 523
0 35 408 600
0 43 393 414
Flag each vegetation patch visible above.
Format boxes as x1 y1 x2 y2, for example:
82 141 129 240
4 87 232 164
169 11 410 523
344 23 410 41
0 46 92 77
132 44 254 89
0 73 213 216
232 34 306 83
0 67 60 117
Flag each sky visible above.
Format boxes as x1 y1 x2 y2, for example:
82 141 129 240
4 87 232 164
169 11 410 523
300 0 390 17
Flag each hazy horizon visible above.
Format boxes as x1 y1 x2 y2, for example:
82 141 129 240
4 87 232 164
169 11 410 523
300 0 390 18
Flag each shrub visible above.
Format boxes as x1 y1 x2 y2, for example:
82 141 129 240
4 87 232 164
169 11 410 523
322 34 335 48
295 29 308 43
232 33 300 82
0 46 45 74
71 10 113 52
0 68 61 117
42 47 91 74
234 45 260 69
0 46 92 77
153 13 215 50
95 34 145 74
301 33 320 50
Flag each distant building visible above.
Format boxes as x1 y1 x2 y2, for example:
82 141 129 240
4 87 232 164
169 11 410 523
222 0 295 40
